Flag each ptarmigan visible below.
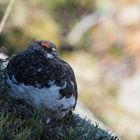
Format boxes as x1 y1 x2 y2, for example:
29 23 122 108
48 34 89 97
5 40 78 119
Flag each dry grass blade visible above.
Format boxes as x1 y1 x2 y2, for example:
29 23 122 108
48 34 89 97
0 0 15 35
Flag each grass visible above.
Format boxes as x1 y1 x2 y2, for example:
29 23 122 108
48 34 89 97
0 57 119 140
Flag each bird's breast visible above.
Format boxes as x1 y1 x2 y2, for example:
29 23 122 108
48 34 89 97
6 75 76 118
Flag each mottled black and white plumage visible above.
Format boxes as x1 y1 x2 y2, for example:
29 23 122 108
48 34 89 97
5 40 78 119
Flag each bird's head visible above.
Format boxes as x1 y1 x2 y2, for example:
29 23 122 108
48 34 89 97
28 40 57 57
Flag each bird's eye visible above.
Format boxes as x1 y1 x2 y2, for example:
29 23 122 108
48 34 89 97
47 47 52 52
47 45 52 49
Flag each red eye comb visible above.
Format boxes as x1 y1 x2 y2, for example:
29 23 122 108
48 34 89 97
39 40 50 48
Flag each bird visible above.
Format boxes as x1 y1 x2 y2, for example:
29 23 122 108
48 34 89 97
5 40 78 119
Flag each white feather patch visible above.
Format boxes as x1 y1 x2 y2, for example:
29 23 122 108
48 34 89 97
6 74 76 118
46 53 54 58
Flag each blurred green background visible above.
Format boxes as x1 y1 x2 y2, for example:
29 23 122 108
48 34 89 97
1 0 140 139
